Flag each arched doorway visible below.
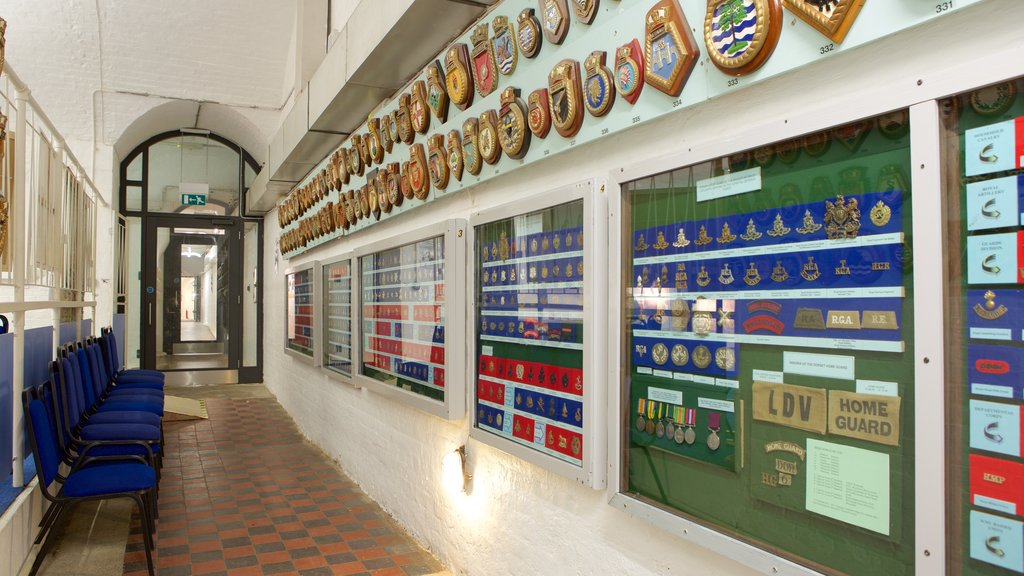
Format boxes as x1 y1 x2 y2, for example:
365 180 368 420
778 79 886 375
119 130 263 385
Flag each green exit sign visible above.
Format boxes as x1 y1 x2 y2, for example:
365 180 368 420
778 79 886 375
181 194 207 206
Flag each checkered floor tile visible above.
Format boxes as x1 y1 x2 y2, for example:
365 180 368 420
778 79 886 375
122 397 444 576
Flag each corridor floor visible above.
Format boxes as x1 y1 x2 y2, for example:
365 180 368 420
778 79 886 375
31 384 446 576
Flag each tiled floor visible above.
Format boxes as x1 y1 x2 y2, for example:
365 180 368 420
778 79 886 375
119 388 446 576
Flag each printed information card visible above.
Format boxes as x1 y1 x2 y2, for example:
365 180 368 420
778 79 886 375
806 439 890 535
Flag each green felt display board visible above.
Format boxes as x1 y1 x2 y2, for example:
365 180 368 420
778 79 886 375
624 116 916 575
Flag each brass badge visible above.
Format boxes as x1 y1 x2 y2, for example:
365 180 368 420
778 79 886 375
974 290 1008 320
970 81 1017 117
478 110 502 165
645 0 699 97
539 0 570 45
824 194 862 239
704 0 783 76
386 163 402 208
862 311 898 330
425 60 449 124
410 81 431 135
518 9 542 58
801 256 820 281
408 143 430 200
573 0 598 24
368 117 385 165
397 93 414 144
826 310 860 329
794 308 825 330
870 201 891 226
445 43 474 111
471 24 499 99
782 0 866 44
446 130 464 182
492 15 518 76
583 51 615 117
498 87 530 159
528 88 552 138
428 134 450 191
462 118 482 176
548 59 584 138
615 39 645 104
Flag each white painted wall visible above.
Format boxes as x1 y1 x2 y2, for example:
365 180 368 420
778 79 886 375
261 3 1024 575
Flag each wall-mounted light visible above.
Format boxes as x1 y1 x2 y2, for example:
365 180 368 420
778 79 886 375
442 445 471 493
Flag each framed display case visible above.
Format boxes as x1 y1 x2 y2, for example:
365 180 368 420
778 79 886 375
354 219 467 419
321 254 355 380
941 78 1024 576
611 110 918 574
469 180 607 487
285 262 318 363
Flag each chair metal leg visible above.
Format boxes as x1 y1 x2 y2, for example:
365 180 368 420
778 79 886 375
132 494 156 576
28 501 71 576
34 502 63 544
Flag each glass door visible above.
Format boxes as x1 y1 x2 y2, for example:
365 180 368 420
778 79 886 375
142 216 242 381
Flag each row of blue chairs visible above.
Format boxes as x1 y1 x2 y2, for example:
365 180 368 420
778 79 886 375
22 328 166 576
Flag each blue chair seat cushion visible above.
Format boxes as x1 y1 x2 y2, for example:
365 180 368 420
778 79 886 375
85 411 161 427
63 463 156 497
112 380 164 391
119 368 164 379
80 423 161 442
104 391 164 403
95 401 163 416
83 443 161 459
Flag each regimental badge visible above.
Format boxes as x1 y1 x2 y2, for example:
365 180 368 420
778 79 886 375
478 110 502 166
744 262 762 286
539 0 570 44
376 170 391 214
796 210 822 234
383 112 397 153
970 82 1017 117
368 118 385 165
367 178 380 220
695 224 712 246
400 162 413 199
471 24 499 99
357 131 372 167
974 290 1009 320
498 87 531 159
347 190 360 221
348 138 364 177
614 39 645 104
782 0 865 44
692 344 712 368
337 150 351 187
654 231 669 250
425 60 449 124
518 9 542 58
583 51 615 117
462 118 482 176
704 0 783 76
870 200 891 227
446 130 464 182
696 265 711 287
411 81 431 135
445 43 474 111
573 0 598 24
386 163 402 208
740 219 762 241
427 134 450 191
408 143 430 200
719 263 735 285
528 88 552 138
833 119 872 152
824 195 861 239
877 110 909 140
801 256 820 281
492 16 519 76
645 0 699 97
717 222 736 244
548 59 585 138
397 94 415 144
766 213 790 237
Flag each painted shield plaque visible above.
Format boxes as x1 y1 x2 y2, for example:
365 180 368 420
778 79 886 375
400 162 413 199
548 59 584 138
645 0 699 97
479 110 502 166
383 112 397 153
411 81 431 135
573 0 598 24
445 43 474 111
425 60 449 124
367 172 380 220
386 163 402 208
368 117 384 165
705 0 782 76
408 144 430 200
462 118 482 176
518 9 542 58
492 15 518 76
539 0 570 45
358 185 370 219
583 50 615 117
347 190 360 221
782 0 865 44
447 130 464 182
376 170 391 214
348 138 363 177
428 134 450 191
528 88 551 139
471 24 498 99
498 87 530 160
615 39 645 104
397 93 415 144
357 132 372 168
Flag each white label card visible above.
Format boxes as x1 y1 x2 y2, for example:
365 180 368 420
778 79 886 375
856 380 898 397
696 167 762 202
648 387 683 405
784 352 855 381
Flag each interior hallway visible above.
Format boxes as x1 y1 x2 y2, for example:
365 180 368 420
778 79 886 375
22 384 447 576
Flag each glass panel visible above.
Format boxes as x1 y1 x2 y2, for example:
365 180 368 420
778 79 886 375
940 79 1024 576
622 112 913 573
126 153 142 181
474 200 585 466
322 259 353 376
243 221 259 368
147 135 241 216
286 267 315 358
125 185 143 212
360 236 446 401
156 227 230 369
125 217 143 368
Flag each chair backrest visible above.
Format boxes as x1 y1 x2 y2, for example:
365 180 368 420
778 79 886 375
55 357 84 431
100 331 120 376
87 343 111 390
75 345 98 408
23 391 61 488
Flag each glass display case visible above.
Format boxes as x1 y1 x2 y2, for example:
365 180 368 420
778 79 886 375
285 263 317 363
618 111 916 574
355 220 466 419
321 255 353 378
